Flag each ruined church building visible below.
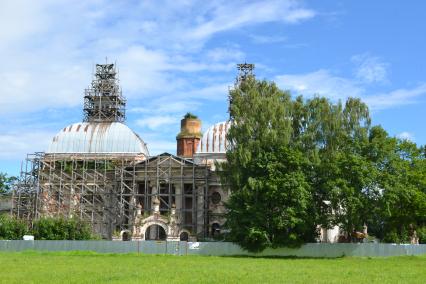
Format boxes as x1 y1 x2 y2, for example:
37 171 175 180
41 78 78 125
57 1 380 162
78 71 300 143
13 63 256 241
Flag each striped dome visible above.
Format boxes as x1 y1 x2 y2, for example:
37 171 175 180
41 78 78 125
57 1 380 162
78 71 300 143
47 122 149 155
196 121 231 154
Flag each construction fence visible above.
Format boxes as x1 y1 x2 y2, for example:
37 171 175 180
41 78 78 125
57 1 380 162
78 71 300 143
0 241 426 257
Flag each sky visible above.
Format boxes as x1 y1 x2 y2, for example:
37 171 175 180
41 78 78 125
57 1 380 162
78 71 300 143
0 0 425 176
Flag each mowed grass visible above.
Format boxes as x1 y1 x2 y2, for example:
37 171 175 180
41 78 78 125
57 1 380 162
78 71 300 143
0 251 425 284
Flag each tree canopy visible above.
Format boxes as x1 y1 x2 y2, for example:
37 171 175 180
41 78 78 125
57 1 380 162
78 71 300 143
0 173 17 194
221 77 426 252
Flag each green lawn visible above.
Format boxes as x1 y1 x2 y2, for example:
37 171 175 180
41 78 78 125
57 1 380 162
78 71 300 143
0 251 425 283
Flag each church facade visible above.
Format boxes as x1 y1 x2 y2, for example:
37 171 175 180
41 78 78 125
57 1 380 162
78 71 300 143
13 63 230 241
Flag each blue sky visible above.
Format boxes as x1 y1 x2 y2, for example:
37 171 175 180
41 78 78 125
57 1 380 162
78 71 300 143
0 0 425 176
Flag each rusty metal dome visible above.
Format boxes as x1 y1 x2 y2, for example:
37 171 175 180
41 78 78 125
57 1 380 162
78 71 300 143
47 122 149 155
196 121 231 155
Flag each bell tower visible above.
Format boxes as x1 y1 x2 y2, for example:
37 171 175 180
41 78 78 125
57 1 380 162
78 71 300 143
176 113 202 158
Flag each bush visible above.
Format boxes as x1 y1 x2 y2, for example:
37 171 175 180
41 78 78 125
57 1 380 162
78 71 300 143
32 217 95 240
383 227 410 244
417 227 426 244
0 214 28 240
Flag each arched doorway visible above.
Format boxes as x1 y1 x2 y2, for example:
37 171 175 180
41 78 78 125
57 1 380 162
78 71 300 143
121 230 131 241
211 223 221 237
145 224 167 240
179 231 189 241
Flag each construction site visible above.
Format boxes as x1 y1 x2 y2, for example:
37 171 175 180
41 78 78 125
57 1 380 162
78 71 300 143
11 63 244 241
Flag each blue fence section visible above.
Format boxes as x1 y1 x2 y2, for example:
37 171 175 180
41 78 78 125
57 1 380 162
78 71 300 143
0 241 425 257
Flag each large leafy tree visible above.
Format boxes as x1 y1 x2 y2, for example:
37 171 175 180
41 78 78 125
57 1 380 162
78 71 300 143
222 76 426 251
222 78 316 252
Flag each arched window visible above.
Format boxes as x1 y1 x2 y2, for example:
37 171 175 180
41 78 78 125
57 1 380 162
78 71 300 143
122 231 131 241
211 192 221 205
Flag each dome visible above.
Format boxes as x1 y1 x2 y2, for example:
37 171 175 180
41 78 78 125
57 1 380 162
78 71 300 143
47 122 149 155
196 121 231 154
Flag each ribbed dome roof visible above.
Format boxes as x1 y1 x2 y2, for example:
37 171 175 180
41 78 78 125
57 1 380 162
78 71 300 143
196 121 231 154
47 122 149 155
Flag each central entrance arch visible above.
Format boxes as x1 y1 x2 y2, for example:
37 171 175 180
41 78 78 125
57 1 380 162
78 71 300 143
145 224 167 240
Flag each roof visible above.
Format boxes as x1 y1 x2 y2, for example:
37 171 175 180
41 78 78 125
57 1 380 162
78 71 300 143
134 152 195 166
47 122 149 155
196 121 231 154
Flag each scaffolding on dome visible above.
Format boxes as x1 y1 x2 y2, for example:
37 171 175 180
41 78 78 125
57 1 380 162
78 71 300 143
83 63 126 123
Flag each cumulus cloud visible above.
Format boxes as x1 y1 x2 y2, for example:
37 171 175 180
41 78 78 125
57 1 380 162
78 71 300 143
185 0 315 40
275 56 426 111
352 53 389 84
136 115 180 130
0 131 54 159
362 84 426 110
276 69 363 100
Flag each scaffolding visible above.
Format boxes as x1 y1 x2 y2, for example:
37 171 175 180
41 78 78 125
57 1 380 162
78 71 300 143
83 63 126 123
12 61 228 240
13 152 217 239
236 62 255 84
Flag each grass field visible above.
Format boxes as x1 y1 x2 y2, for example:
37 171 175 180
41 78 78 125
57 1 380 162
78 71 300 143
0 251 425 283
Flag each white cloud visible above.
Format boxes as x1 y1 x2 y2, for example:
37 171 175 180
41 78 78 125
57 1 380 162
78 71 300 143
363 84 426 110
129 100 201 114
276 69 363 100
186 0 315 40
136 115 179 130
0 0 47 43
0 131 54 159
397 132 415 142
207 47 245 62
175 83 231 101
249 34 287 44
352 53 389 84
276 69 426 110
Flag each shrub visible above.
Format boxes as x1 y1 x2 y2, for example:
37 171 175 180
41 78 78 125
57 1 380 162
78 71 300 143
383 227 410 244
32 217 95 240
417 227 426 244
0 214 28 240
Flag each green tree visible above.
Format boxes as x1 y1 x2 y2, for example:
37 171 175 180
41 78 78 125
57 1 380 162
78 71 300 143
376 138 426 242
0 173 17 194
222 77 400 250
222 78 316 252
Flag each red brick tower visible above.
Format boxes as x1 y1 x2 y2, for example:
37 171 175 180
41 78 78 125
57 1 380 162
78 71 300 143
176 113 202 158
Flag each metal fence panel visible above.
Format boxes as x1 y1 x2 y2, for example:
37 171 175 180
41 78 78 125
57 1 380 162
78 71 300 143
0 241 425 257
139 241 167 254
